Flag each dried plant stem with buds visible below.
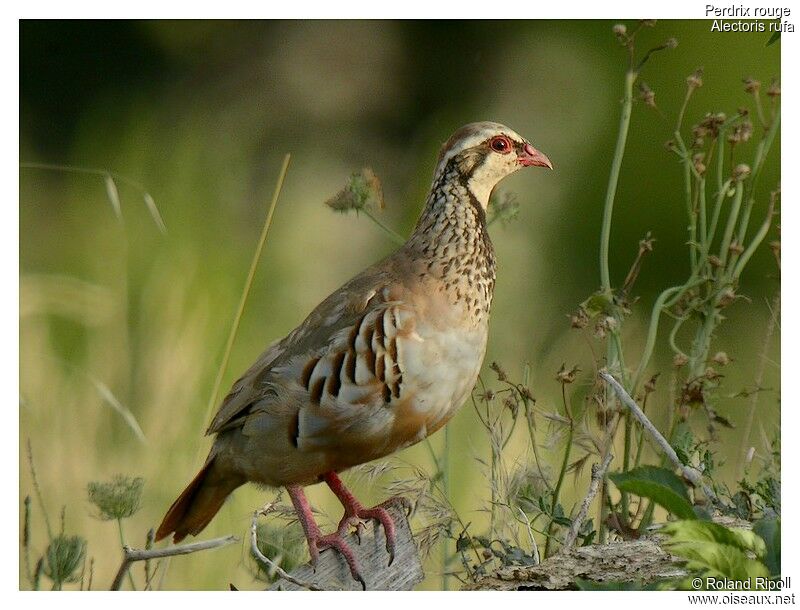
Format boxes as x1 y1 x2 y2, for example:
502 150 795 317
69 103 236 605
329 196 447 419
587 22 780 542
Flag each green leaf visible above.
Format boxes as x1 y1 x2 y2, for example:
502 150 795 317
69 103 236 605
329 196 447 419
610 466 696 520
662 520 766 557
753 517 780 576
667 541 768 581
662 520 770 582
580 292 614 317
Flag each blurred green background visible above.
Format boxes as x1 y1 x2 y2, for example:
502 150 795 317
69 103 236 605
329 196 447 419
20 20 780 590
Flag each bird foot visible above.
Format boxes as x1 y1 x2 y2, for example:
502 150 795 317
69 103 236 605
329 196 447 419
336 496 408 567
307 531 367 590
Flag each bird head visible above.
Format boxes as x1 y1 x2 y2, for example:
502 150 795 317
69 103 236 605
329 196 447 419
435 121 552 208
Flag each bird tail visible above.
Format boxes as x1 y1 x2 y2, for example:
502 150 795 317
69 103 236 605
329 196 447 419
155 456 244 543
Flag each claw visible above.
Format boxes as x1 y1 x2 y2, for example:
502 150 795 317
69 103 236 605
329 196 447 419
314 532 368 588
354 521 366 544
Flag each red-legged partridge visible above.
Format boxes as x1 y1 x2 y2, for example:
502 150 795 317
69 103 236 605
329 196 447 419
156 121 552 587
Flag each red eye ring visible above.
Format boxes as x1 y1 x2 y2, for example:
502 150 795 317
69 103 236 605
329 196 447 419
490 135 512 154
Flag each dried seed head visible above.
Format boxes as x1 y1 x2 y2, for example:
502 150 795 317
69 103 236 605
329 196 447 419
712 351 731 366
519 386 535 403
728 120 753 146
639 235 655 252
717 287 736 308
602 315 618 332
612 23 627 37
673 353 689 368
556 363 580 385
707 254 723 268
503 396 519 417
693 153 706 175
490 361 508 382
593 323 606 339
644 373 660 394
87 475 144 521
698 112 726 138
664 37 678 49
733 163 751 181
640 19 657 27
325 167 384 212
570 307 589 329
767 78 781 98
686 68 704 90
743 77 761 94
704 367 722 381
638 82 656 108
739 120 753 142
44 534 87 586
729 241 744 255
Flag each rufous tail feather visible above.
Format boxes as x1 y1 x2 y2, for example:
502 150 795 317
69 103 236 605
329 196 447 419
155 457 243 543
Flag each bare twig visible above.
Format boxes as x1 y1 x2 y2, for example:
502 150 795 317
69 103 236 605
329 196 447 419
250 503 326 591
599 371 722 506
516 507 540 564
110 535 237 590
562 452 615 550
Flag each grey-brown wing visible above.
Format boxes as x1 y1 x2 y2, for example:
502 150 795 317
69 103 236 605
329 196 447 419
204 265 398 436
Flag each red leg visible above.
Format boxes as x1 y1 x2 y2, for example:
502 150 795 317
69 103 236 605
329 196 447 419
286 484 366 589
322 471 399 566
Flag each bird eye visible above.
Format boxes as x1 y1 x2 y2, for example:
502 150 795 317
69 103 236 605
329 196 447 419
490 136 511 154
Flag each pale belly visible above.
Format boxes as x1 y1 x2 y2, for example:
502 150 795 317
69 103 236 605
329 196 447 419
391 318 489 447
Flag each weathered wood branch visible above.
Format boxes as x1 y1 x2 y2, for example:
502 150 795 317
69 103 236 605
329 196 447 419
464 513 751 589
599 371 723 506
111 535 238 590
267 498 424 591
463 538 687 590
